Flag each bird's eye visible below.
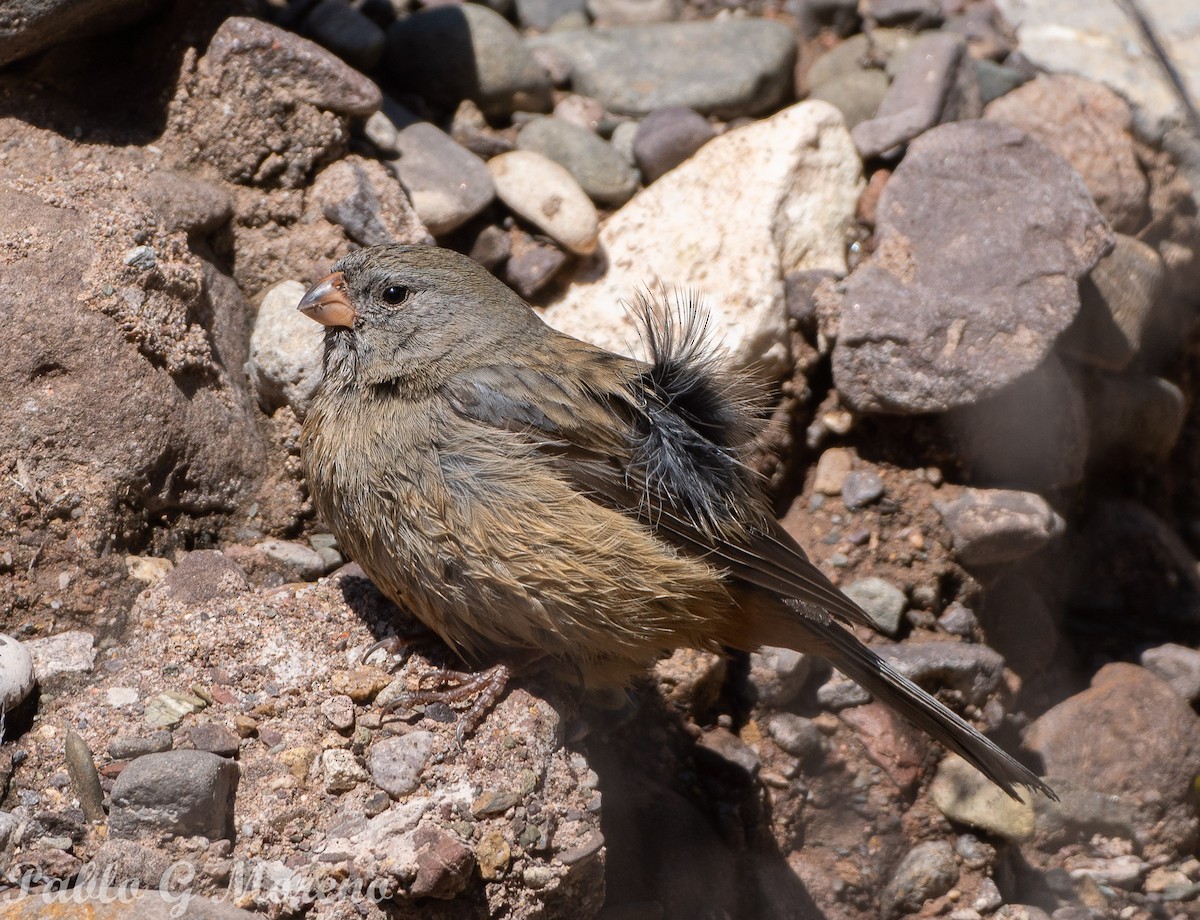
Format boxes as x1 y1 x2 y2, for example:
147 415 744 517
381 285 409 305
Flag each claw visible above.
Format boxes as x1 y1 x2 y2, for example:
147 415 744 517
363 635 407 667
381 663 512 746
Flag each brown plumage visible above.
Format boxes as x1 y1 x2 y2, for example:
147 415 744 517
298 244 1054 800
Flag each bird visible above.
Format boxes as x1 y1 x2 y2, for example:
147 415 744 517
297 243 1054 801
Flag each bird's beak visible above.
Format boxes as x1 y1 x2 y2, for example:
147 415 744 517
298 272 356 327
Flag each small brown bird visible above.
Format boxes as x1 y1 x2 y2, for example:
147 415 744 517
298 244 1053 800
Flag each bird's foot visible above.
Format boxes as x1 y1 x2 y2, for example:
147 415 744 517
362 634 410 667
383 663 512 747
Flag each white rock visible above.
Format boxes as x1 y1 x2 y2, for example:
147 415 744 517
125 555 173 585
488 150 600 256
0 635 34 713
107 687 141 707
25 630 96 681
248 280 325 417
322 748 367 794
542 101 863 377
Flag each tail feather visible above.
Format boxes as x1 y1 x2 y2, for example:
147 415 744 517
746 603 1056 801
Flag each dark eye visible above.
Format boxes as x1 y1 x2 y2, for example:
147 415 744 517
382 285 409 305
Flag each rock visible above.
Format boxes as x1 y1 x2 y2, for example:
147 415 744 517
843 578 905 635
938 602 978 638
504 231 571 299
311 156 430 249
834 120 1112 414
516 0 587 30
935 488 1065 568
979 577 1060 674
1032 777 1142 850
632 106 717 183
156 552 250 605
384 4 553 118
766 713 826 763
0 0 167 66
1059 234 1165 370
882 640 1005 707
813 446 854 495
852 32 979 159
302 0 386 72
881 840 959 918
109 731 173 760
587 0 680 26
247 280 323 417
808 69 891 129
109 751 238 841
1140 644 1200 703
841 469 884 509
368 731 436 798
0 892 263 918
0 812 17 850
931 753 1036 840
124 555 173 586
974 58 1029 106
517 117 638 207
995 908 1051 920
322 748 367 794
947 356 1089 488
1026 662 1200 850
654 648 727 714
24 631 96 681
389 118 497 237
64 729 106 822
861 0 942 27
255 539 328 581
553 94 608 133
544 101 862 377
1085 373 1185 460
817 672 871 709
488 150 600 255
409 825 475 899
748 646 813 707
695 727 760 781
528 20 796 118
984 75 1148 234
183 723 241 758
993 0 1200 195
130 170 233 236
0 635 35 714
143 691 207 729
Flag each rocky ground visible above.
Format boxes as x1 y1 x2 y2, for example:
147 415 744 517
1 0 1199 917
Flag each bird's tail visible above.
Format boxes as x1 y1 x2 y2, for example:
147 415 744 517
744 602 1056 801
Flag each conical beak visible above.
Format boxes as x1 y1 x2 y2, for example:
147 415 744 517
298 272 355 327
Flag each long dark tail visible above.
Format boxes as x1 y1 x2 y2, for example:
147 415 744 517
746 602 1056 801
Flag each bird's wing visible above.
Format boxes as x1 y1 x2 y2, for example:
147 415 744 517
442 331 878 633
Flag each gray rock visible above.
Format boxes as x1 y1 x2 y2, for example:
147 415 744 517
852 32 979 158
1086 373 1185 461
504 233 570 299
985 75 1148 235
841 469 884 509
1059 234 1165 371
516 0 587 30
832 120 1112 414
860 0 941 27
311 156 430 248
517 117 638 206
995 908 1052 920
109 730 173 761
385 4 553 118
935 488 1065 567
748 645 813 707
247 280 324 417
529 20 796 118
1032 777 1142 850
129 170 233 235
881 840 959 918
25 630 96 682
368 731 436 798
974 58 1029 106
1139 643 1200 704
0 811 17 850
587 0 680 26
303 0 386 72
183 723 241 758
0 634 35 714
808 69 890 129
320 694 356 732
633 106 717 183
109 751 238 841
695 727 759 780
0 0 167 66
816 672 870 709
931 754 1035 841
843 577 905 636
65 729 106 822
766 713 827 763
256 539 328 581
389 118 496 236
937 602 977 638
882 640 1005 706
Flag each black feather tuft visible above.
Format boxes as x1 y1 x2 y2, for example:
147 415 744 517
625 291 764 537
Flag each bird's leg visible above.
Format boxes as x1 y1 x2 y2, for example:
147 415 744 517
381 663 513 746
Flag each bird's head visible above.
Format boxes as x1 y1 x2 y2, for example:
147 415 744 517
298 244 541 394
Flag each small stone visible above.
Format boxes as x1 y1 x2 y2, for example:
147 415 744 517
255 539 327 581
504 232 569 299
517 117 638 207
144 690 207 728
587 0 679 26
488 150 599 256
633 105 717 183
813 447 854 495
974 58 1029 106
158 550 249 605
233 715 258 739
472 789 522 817
766 713 826 763
477 831 511 880
695 727 760 781
302 0 386 72
1139 643 1200 703
320 695 356 732
882 840 960 918
748 646 813 707
935 489 1065 567
106 687 140 707
808 69 891 130
841 469 884 509
0 812 17 850
842 577 906 636
553 93 607 133
0 634 35 713
24 630 96 681
368 731 435 798
522 865 556 889
330 666 393 703
123 245 157 270
109 751 238 840
109 730 173 760
409 826 475 899
363 110 400 155
322 748 366 794
64 730 106 822
931 754 1036 840
248 279 324 416
883 641 1005 706
557 830 604 865
184 723 241 758
1086 373 1185 461
516 0 587 31
124 555 173 585
816 672 870 709
860 0 941 27
389 117 497 237
311 156 430 249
